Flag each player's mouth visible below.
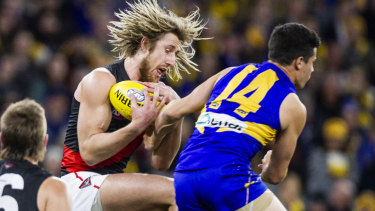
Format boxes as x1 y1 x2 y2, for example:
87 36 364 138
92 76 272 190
155 67 167 77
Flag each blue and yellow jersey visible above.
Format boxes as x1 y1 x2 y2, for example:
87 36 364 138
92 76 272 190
175 61 296 171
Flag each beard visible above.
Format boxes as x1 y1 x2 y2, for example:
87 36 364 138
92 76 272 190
139 54 159 82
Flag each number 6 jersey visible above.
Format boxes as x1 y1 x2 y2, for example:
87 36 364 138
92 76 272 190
175 61 297 171
0 160 51 211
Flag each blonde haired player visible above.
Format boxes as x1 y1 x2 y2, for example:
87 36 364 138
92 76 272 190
0 99 71 211
60 0 206 210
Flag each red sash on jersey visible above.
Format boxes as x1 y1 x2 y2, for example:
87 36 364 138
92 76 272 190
61 134 143 173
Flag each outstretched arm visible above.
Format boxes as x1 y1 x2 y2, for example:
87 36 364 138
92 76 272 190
259 93 306 184
146 67 234 169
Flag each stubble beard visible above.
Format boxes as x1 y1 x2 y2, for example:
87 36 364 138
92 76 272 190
139 55 158 82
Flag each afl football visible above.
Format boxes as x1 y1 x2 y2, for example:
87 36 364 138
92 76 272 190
109 80 148 120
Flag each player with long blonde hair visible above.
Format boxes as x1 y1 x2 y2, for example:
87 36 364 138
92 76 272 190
60 0 206 210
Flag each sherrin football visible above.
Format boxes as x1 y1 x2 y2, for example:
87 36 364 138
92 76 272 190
109 80 149 120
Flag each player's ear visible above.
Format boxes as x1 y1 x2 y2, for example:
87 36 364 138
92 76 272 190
44 134 49 147
295 56 304 70
140 37 150 52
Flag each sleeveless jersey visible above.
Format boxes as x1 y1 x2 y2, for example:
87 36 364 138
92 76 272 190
175 61 296 171
0 159 51 211
61 59 144 176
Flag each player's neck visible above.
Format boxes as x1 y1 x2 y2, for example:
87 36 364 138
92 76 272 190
269 60 295 84
25 157 38 165
124 56 143 81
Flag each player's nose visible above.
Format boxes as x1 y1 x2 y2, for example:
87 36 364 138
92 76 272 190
165 53 176 67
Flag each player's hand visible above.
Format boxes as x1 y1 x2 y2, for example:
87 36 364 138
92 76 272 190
142 82 180 103
130 87 166 131
258 150 272 171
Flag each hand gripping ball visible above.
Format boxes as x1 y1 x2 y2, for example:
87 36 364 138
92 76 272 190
109 80 149 120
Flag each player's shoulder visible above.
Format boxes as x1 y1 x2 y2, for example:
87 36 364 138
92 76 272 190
38 176 68 203
83 67 116 85
78 67 116 98
215 66 237 84
38 176 70 211
281 93 306 115
40 176 67 192
279 93 306 129
217 63 257 79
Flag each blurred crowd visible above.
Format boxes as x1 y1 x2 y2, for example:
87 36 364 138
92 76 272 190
1 0 375 210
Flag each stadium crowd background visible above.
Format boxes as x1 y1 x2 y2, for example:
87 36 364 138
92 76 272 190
0 0 375 210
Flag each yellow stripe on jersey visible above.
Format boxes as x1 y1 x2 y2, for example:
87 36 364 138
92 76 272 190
243 121 277 146
216 120 276 146
209 64 257 110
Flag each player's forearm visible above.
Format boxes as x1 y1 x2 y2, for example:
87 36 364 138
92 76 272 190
79 121 145 165
154 100 185 141
151 119 183 170
160 100 185 123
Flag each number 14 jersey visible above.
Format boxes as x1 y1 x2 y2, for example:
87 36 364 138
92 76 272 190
175 62 297 171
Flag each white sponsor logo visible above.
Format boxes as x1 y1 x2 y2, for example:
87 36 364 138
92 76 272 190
126 88 145 102
196 112 247 133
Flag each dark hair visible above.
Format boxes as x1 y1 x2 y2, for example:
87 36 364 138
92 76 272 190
268 23 321 65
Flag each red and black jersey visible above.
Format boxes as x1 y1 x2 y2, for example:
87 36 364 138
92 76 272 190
61 59 143 176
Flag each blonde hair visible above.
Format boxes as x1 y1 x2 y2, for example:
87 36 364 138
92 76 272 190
108 0 206 80
0 99 47 162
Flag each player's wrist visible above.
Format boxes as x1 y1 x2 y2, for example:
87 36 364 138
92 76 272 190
127 120 148 134
130 117 156 133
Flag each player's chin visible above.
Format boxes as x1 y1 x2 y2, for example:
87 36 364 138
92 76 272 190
145 75 159 83
151 75 162 82
295 82 305 90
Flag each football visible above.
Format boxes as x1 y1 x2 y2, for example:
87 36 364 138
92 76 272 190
109 80 149 120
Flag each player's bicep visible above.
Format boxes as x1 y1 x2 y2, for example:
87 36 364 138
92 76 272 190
77 70 115 143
